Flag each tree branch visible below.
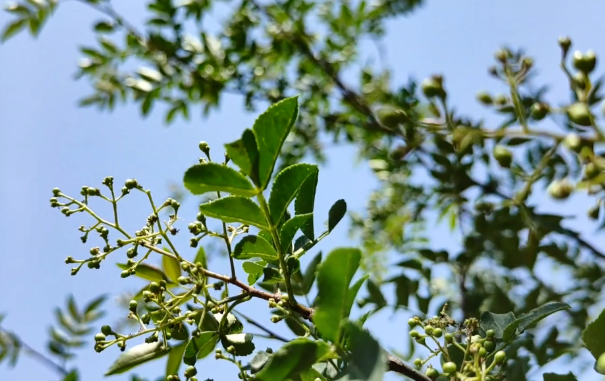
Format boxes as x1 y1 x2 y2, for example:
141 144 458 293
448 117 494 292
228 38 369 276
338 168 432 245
387 354 432 381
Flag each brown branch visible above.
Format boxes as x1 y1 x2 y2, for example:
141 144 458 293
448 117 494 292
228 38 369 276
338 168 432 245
139 242 315 320
387 354 432 381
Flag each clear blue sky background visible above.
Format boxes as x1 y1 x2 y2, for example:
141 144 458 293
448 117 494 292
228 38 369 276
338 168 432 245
2 1 605 380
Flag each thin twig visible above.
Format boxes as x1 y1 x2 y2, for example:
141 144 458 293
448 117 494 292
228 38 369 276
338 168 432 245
232 310 289 343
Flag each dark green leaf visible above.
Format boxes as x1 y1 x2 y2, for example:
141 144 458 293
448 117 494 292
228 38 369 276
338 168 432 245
224 129 259 182
67 295 81 323
220 333 255 356
233 235 278 264
215 312 243 335
1 19 28 43
199 196 268 230
198 311 219 332
543 373 577 381
255 339 331 381
94 21 114 32
314 248 361 342
480 311 516 340
184 163 257 196
338 321 387 381
105 342 169 376
162 250 181 284
366 280 387 310
396 259 423 271
252 96 299 190
345 275 369 316
295 170 318 240
83 294 108 316
194 245 207 269
262 267 283 283
582 307 605 360
62 369 79 381
165 342 186 377
502 302 571 341
328 199 347 232
116 263 172 284
269 164 318 224
302 251 322 294
183 332 219 365
280 213 313 252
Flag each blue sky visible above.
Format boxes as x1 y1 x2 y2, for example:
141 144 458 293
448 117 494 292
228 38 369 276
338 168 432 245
2 1 605 380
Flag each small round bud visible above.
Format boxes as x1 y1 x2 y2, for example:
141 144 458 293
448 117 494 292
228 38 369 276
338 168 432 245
409 330 419 338
432 328 443 338
270 315 281 323
567 102 593 126
493 145 513 168
563 133 583 153
413 358 422 368
558 36 571 55
125 179 138 189
573 50 597 74
421 77 445 99
424 325 434 335
226 345 236 354
159 280 167 288
129 300 138 312
178 276 190 285
484 339 495 352
94 333 106 342
531 102 549 120
584 163 600 180
52 187 61 196
442 362 457 374
547 179 574 200
376 106 408 128
444 333 454 343
476 91 493 105
425 367 439 379
494 350 506 364
589 204 601 220
184 366 197 378
65 256 75 264
149 282 161 293
101 325 113 335
495 49 507 63
86 187 99 196
407 318 417 327
199 141 210 156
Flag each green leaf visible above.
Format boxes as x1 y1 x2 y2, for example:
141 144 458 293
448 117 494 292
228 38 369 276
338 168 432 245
255 339 332 381
199 196 268 230
162 250 181 284
269 164 318 224
501 302 571 341
345 275 369 316
252 96 300 190
242 261 265 285
215 312 243 335
221 333 255 356
338 321 387 381
165 342 186 377
262 267 283 283
295 170 318 240
302 252 322 294
198 311 219 332
245 350 271 373
67 295 81 323
194 245 207 269
543 373 577 381
479 311 516 340
105 342 170 376
233 235 279 264
184 163 257 196
328 199 347 232
224 129 259 182
582 308 605 360
366 279 387 310
314 248 362 342
280 213 313 252
1 18 28 43
116 263 173 284
183 332 219 365
83 294 108 316
62 369 79 381
94 21 115 32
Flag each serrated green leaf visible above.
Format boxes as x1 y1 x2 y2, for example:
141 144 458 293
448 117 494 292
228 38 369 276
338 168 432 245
199 196 268 230
162 250 181 284
105 342 169 376
252 96 299 190
583 308 605 360
184 163 257 196
501 302 570 341
280 213 313 252
314 248 361 342
294 170 318 240
183 332 219 365
165 342 186 377
1 18 28 42
116 263 172 284
221 333 255 356
338 321 387 381
480 311 516 340
328 199 347 232
224 129 259 183
233 235 278 263
256 339 332 381
269 164 318 224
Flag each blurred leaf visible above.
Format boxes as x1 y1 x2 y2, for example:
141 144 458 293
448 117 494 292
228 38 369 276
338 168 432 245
302 252 322 294
184 163 257 197
105 342 169 376
1 19 28 43
314 247 361 342
543 373 577 381
162 250 181 284
338 321 387 381
194 245 207 269
165 342 186 376
117 263 172 284
255 339 331 381
582 308 605 360
199 196 269 230
328 199 347 232
83 294 108 317
502 302 570 341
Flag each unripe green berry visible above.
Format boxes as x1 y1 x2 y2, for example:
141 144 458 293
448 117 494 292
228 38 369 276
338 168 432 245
573 50 597 74
125 179 138 189
531 102 549 120
484 339 495 352
159 280 167 288
424 325 434 335
178 276 190 285
408 318 417 327
199 141 210 156
129 300 138 312
52 187 61 196
425 367 439 379
589 204 601 220
547 179 574 200
86 187 99 196
409 330 419 338
226 345 236 354
94 333 106 342
184 366 197 377
558 36 571 55
479 347 487 357
476 91 493 105
149 282 160 293
270 315 280 323
494 350 506 364
101 325 113 335
493 145 512 168
413 358 423 368
596 352 605 374
567 102 593 126
442 362 457 374
421 77 444 99
563 133 583 153
444 333 454 343
432 328 443 338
